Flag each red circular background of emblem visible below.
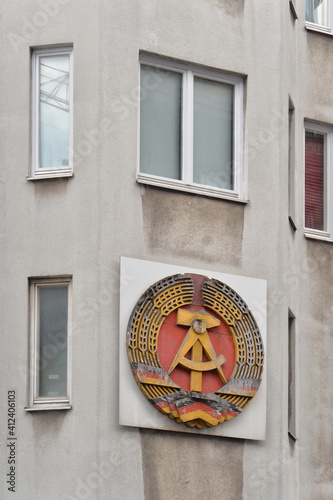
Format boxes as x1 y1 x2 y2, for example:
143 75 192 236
158 305 236 394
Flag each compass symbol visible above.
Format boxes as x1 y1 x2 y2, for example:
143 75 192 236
167 308 227 392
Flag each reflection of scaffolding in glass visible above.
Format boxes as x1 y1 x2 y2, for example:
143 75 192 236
306 0 327 25
40 63 69 113
38 54 70 169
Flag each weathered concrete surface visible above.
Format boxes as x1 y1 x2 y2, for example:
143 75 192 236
296 19 333 500
140 429 244 500
298 241 333 500
1 0 333 498
142 188 244 268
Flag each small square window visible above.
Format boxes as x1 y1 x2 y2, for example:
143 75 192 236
306 0 332 32
31 47 73 179
26 277 72 411
304 122 333 240
137 55 244 201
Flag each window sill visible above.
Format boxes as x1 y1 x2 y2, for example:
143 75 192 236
25 404 72 412
305 24 333 36
137 174 248 203
27 171 74 181
304 231 333 243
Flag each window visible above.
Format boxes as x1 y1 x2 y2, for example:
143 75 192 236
288 100 296 229
138 54 244 200
26 277 72 411
288 311 297 440
306 0 332 32
304 122 333 240
31 47 73 179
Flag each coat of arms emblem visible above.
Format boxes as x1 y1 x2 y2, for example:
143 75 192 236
127 273 264 429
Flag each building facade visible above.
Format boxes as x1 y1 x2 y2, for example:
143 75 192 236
1 0 333 498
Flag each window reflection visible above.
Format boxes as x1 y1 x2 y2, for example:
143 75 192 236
38 286 68 398
306 0 328 26
39 55 70 168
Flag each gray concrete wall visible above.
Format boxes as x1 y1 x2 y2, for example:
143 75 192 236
297 5 333 498
1 0 332 499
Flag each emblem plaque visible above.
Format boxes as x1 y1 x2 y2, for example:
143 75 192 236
127 272 264 429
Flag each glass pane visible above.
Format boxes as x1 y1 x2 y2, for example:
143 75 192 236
140 65 181 180
38 286 68 398
305 131 325 231
193 77 234 190
39 54 70 168
306 0 328 26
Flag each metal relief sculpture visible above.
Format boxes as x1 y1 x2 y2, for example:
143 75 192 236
127 273 264 429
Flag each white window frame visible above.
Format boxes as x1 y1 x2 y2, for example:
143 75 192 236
26 277 72 411
137 54 245 202
304 122 333 241
30 47 73 180
305 0 333 34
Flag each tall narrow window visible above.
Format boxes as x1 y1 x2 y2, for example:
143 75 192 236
304 122 332 240
193 77 234 190
288 100 296 229
140 65 182 180
138 55 244 201
31 47 73 179
288 312 297 440
27 277 72 411
305 131 325 231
